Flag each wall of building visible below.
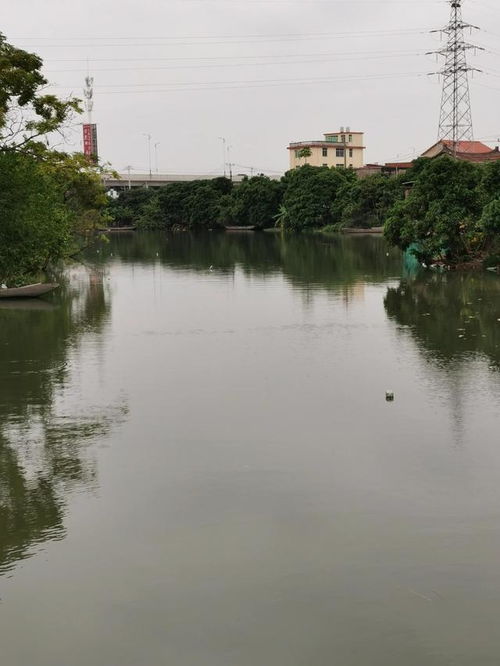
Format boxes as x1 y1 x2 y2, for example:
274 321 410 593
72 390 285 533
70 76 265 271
288 130 365 170
324 131 364 147
289 144 364 170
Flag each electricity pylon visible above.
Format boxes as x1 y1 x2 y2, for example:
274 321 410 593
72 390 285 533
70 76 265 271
428 0 483 154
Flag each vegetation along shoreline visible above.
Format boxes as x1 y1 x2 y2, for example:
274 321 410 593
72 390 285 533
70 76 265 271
1 33 500 287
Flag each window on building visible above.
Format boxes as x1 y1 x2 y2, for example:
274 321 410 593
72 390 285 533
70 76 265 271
295 150 300 158
322 163 328 167
336 148 345 158
322 147 328 157
341 135 346 143
349 148 353 157
336 164 344 169
349 135 353 143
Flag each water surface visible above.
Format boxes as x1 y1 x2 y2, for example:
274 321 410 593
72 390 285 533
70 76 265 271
1 232 500 665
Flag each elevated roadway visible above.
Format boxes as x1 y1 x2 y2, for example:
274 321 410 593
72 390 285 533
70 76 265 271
103 173 281 190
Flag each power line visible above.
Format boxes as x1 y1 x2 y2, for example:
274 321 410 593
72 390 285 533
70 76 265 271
12 28 430 48
11 28 431 41
44 52 424 74
42 48 424 64
48 70 427 95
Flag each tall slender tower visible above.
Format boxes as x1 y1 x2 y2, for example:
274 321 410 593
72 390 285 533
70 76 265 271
82 76 99 164
429 0 482 153
84 75 94 125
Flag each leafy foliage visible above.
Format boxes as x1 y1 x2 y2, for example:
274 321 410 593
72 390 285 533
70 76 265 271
108 179 234 231
0 34 109 283
334 174 404 229
385 156 500 263
0 32 80 153
279 165 357 231
0 151 70 284
219 175 283 228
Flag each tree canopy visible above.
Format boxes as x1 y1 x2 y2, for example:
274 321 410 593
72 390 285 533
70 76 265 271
0 34 109 284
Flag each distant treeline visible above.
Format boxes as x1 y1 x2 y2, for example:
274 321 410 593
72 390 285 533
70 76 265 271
108 156 500 266
107 167 401 233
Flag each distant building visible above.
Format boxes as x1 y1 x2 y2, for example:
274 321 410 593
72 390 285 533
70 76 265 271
358 139 500 180
421 140 500 163
356 162 413 179
288 128 365 170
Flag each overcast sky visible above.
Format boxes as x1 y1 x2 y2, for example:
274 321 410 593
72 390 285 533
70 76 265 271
4 0 500 175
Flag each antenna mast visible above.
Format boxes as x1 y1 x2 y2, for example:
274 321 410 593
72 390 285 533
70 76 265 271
428 0 483 155
84 75 94 125
82 75 99 164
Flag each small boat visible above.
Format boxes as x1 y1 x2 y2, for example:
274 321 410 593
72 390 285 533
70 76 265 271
225 225 256 232
0 283 59 299
105 226 137 232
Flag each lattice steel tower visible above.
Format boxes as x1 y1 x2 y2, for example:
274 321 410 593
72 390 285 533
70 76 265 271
429 0 482 152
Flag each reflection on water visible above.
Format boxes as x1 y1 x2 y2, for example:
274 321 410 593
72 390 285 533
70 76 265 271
3 232 500 666
0 269 127 575
93 230 402 289
385 273 500 367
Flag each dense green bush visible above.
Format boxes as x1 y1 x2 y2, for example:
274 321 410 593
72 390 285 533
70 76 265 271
219 175 284 228
334 174 404 229
0 152 70 284
384 156 495 264
278 165 356 231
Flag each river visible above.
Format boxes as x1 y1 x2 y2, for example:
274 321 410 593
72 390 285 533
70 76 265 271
1 232 500 665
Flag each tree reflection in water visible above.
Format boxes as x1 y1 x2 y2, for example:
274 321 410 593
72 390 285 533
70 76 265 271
92 230 402 296
385 273 500 368
0 270 127 575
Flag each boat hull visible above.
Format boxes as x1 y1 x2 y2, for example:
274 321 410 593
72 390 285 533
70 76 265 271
0 283 59 299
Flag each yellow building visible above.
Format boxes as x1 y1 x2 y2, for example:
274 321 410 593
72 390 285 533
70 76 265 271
288 128 365 170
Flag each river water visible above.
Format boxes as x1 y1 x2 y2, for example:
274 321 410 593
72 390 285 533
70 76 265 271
1 232 500 665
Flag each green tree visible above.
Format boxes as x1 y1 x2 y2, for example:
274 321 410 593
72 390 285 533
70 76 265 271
280 165 356 231
0 34 110 282
107 187 159 228
297 147 312 165
220 175 284 228
0 151 70 284
0 33 80 154
334 174 404 229
384 156 484 264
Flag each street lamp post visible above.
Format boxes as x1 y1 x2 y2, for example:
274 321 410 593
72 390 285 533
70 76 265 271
227 145 233 181
124 165 133 189
154 142 160 174
218 137 227 178
143 133 152 179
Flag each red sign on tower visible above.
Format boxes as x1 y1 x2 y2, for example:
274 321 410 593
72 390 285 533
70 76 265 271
83 123 98 163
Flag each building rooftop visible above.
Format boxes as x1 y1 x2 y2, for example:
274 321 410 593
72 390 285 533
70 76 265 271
440 140 493 154
288 141 365 149
384 162 414 169
452 150 500 163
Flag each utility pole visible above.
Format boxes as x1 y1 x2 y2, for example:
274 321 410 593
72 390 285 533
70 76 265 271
154 142 160 174
218 137 227 177
124 165 132 189
143 133 152 179
428 0 483 156
227 145 233 181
